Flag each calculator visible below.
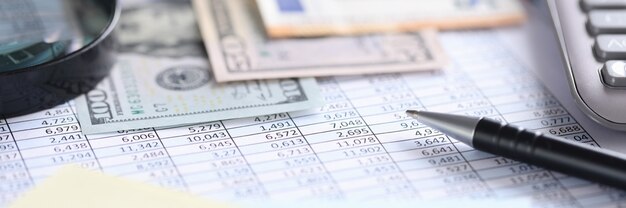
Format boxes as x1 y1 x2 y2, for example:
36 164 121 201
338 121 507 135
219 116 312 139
547 0 626 131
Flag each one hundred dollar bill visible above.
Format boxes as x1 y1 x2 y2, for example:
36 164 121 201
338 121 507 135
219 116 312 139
74 1 321 134
192 0 446 82
75 54 322 134
254 0 526 38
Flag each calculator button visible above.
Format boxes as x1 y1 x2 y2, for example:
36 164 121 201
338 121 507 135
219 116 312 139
595 35 626 59
582 0 626 11
588 10 626 34
602 60 626 87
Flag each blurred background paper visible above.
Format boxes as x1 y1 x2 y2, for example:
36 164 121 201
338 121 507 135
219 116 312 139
9 166 234 208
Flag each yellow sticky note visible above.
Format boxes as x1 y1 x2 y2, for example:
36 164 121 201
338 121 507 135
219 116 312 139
10 166 234 208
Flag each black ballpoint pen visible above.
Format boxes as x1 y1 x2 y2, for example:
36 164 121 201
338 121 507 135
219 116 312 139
406 109 626 190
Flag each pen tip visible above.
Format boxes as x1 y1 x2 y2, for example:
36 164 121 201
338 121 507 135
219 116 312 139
405 109 421 118
403 110 480 145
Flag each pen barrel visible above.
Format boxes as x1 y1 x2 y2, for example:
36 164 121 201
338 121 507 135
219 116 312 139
473 118 626 190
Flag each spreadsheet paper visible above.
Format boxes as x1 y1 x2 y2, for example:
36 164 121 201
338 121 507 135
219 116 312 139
0 31 623 207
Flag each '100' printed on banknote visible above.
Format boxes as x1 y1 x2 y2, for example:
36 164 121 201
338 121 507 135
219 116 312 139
74 1 322 134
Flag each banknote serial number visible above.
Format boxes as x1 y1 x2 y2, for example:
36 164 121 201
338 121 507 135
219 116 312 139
85 78 307 125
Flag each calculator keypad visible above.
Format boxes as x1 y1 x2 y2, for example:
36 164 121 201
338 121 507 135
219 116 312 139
582 0 626 11
587 10 626 35
601 60 626 86
595 35 626 59
585 2 626 87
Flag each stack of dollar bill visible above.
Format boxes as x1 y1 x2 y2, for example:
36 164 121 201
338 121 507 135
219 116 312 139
75 0 325 134
192 0 524 81
75 0 524 134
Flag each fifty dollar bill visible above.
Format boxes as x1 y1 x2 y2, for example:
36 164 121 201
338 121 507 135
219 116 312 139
192 0 446 82
75 54 322 134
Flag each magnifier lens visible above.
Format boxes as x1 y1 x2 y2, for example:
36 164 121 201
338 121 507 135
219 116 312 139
0 0 119 116
0 0 113 71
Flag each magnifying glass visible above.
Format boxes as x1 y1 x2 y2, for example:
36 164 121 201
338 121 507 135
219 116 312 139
0 0 119 116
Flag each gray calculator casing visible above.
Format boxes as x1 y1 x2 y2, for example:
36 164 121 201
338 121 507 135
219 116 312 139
547 0 626 131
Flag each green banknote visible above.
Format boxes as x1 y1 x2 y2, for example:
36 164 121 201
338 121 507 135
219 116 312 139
74 1 320 134
75 54 321 134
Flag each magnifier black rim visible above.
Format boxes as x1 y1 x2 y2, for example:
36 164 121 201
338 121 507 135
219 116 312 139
0 0 121 76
